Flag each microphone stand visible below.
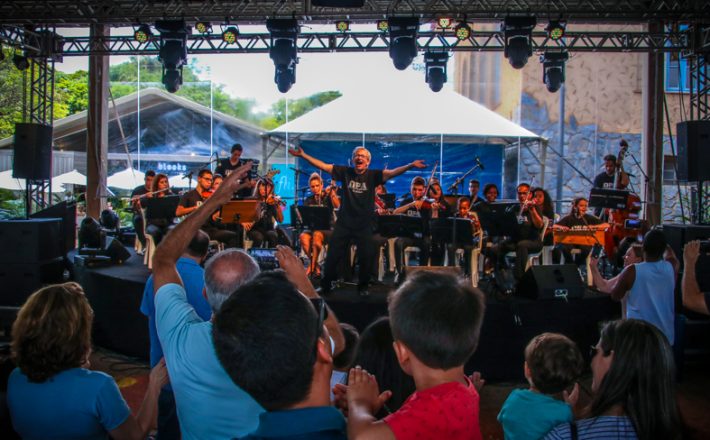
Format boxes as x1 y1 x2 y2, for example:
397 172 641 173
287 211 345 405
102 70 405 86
447 163 482 195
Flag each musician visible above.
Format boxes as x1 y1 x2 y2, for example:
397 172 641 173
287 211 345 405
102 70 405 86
374 184 389 214
130 170 155 249
393 176 432 281
145 173 175 245
552 197 609 265
299 173 340 277
427 180 452 265
211 174 223 191
446 197 481 274
246 179 292 248
468 179 481 206
288 145 425 296
491 183 544 280
531 187 555 246
215 143 255 198
593 153 630 190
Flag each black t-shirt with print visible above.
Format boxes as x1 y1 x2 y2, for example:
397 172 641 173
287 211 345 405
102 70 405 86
330 165 384 229
179 189 205 209
556 213 603 229
593 172 615 189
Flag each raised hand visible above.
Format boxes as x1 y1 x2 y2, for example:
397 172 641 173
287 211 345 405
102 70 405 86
275 245 314 296
684 240 700 266
411 159 426 169
288 147 304 157
347 366 392 416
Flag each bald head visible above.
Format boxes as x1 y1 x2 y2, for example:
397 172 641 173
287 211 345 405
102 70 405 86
204 249 260 312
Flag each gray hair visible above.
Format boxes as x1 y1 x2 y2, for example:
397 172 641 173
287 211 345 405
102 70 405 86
351 146 371 161
204 249 260 312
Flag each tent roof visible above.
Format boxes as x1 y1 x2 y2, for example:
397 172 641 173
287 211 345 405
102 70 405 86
269 69 540 144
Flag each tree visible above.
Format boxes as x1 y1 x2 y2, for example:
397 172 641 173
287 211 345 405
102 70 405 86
261 91 342 129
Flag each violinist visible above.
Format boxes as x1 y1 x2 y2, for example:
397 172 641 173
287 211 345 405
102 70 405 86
446 197 481 274
468 179 482 206
531 187 555 246
393 176 432 282
130 169 155 249
427 180 452 265
246 179 292 248
215 143 257 198
145 173 175 245
552 197 609 265
374 184 389 215
299 173 340 277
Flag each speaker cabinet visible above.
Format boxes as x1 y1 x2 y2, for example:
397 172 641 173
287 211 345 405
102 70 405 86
677 120 710 182
12 123 53 180
104 236 131 264
517 265 585 300
0 219 62 264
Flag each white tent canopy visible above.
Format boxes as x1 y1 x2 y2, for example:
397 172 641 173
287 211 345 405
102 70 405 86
52 169 86 187
108 168 145 190
270 68 540 143
0 170 65 192
169 174 194 189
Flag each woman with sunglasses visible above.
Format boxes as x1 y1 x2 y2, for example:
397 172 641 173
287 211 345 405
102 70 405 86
544 319 681 439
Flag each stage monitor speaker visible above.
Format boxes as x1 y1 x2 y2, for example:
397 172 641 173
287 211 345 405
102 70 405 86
517 265 585 300
104 236 131 264
676 120 710 182
12 123 53 180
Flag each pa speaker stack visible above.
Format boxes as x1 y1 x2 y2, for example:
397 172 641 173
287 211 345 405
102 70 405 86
516 265 586 300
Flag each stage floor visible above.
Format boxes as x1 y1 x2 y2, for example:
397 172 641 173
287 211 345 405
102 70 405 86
70 248 620 381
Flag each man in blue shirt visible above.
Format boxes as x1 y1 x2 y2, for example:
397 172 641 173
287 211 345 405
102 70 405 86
151 162 345 440
140 229 211 439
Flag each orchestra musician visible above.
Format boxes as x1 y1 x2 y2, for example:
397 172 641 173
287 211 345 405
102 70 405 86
246 179 292 248
215 143 256 198
299 173 341 277
130 170 155 250
469 179 481 206
374 184 389 215
531 187 555 246
144 173 175 245
491 183 544 280
427 180 452 265
446 197 481 274
393 176 432 282
552 197 609 265
288 145 425 296
593 152 630 190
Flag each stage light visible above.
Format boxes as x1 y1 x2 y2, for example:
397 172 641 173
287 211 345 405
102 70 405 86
546 20 566 41
134 24 152 43
195 21 212 34
156 20 188 93
502 16 536 69
540 51 568 93
454 22 471 41
13 53 29 71
388 17 419 71
267 19 299 93
424 51 449 92
437 18 452 29
377 20 389 32
222 26 239 44
335 20 350 32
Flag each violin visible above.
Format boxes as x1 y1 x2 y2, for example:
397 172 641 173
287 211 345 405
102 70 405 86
266 194 287 207
202 189 214 199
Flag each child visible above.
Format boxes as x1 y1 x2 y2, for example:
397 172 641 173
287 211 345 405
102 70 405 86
498 333 584 440
346 271 486 439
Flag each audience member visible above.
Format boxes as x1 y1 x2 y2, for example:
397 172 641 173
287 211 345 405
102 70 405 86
212 261 347 439
590 244 643 318
544 319 681 440
7 282 167 440
682 240 709 315
346 271 486 439
589 229 678 344
498 333 584 440
331 323 360 398
140 229 211 438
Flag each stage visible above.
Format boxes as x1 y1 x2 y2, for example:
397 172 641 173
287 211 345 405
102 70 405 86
70 248 620 381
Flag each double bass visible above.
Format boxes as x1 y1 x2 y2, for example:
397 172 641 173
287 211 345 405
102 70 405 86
604 140 645 258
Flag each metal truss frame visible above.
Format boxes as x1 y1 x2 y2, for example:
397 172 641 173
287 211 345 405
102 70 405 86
688 24 710 120
0 0 708 24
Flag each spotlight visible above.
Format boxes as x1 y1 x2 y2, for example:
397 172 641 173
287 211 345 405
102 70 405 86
540 51 568 93
377 20 389 32
437 18 452 29
388 17 419 71
546 20 566 41
335 20 350 32
454 22 471 41
502 16 536 69
222 26 239 44
13 53 29 71
134 24 152 43
195 21 212 34
156 20 188 93
424 51 449 92
267 19 299 93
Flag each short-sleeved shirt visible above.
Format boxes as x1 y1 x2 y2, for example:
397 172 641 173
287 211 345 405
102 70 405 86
384 377 482 440
498 389 572 440
7 367 131 440
330 165 384 229
179 189 205 210
556 213 603 229
131 185 150 214
398 195 432 235
155 283 264 440
593 172 616 189
216 158 253 198
505 204 542 242
140 257 211 368
544 416 637 439
238 406 347 440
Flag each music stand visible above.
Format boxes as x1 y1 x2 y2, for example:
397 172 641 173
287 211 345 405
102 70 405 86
429 218 474 246
376 215 424 238
220 200 259 224
588 188 629 209
477 202 518 237
297 206 331 230
143 196 180 221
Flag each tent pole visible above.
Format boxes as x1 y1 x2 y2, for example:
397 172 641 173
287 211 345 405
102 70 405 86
440 133 444 184
555 83 566 214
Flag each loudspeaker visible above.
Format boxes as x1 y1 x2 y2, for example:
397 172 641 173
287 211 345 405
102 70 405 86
676 120 710 182
104 236 131 264
516 265 585 300
0 259 64 306
0 219 62 264
12 123 53 180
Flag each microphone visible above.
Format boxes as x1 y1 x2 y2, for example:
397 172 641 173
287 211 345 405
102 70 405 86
475 157 485 170
183 170 194 179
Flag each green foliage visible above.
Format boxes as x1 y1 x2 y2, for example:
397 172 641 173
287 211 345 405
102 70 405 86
268 91 342 127
0 47 26 140
0 189 25 219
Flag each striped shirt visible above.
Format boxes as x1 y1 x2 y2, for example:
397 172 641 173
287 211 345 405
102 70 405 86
544 416 637 439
